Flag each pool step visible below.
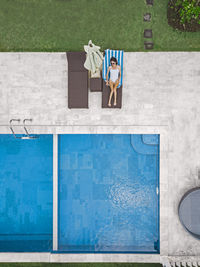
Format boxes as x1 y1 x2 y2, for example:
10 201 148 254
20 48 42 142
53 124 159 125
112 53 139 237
142 134 159 145
130 134 159 155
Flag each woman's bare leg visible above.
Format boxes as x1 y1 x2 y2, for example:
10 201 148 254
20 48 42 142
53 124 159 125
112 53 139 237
108 80 114 107
113 80 119 106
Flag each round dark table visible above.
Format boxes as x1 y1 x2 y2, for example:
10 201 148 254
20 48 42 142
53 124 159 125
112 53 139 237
179 187 200 239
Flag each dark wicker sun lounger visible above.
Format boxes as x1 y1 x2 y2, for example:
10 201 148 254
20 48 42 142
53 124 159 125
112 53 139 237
102 81 122 108
67 52 88 109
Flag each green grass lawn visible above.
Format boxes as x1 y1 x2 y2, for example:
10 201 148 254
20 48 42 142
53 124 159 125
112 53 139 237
0 0 200 51
0 264 162 267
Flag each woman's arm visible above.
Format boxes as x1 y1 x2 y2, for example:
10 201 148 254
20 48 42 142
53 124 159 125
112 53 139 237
118 66 121 82
106 67 110 85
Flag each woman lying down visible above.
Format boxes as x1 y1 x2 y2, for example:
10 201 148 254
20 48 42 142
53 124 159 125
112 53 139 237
105 57 121 107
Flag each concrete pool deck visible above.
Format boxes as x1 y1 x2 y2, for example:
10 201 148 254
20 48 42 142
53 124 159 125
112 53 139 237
0 52 200 263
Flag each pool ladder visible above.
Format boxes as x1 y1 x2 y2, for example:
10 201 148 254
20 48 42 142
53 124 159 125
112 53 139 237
9 119 38 139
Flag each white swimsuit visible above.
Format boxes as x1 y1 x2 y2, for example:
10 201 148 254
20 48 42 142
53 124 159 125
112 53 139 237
110 68 119 83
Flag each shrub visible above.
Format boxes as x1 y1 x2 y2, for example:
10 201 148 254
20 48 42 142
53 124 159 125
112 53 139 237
175 0 200 25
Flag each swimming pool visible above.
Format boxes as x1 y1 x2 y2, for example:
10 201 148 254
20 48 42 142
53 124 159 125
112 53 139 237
0 134 159 253
58 134 159 253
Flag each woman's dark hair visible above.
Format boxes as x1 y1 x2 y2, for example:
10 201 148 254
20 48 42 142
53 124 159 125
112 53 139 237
110 57 118 65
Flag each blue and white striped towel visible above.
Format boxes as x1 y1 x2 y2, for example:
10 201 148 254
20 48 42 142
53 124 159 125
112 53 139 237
102 49 124 88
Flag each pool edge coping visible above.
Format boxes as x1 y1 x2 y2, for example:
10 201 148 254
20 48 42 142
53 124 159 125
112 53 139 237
0 126 169 262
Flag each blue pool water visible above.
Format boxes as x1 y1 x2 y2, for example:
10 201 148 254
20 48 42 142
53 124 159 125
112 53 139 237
0 135 53 252
58 134 159 253
0 134 159 253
